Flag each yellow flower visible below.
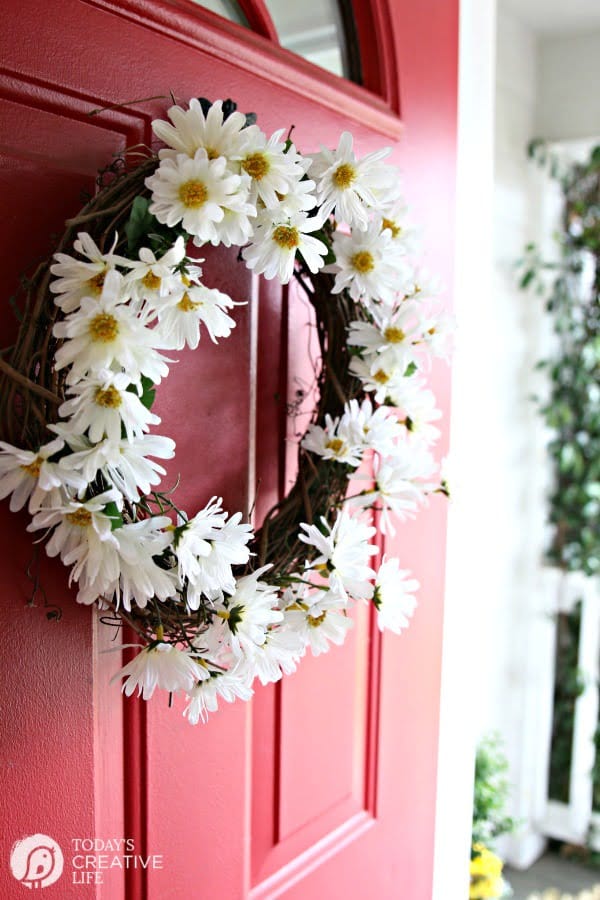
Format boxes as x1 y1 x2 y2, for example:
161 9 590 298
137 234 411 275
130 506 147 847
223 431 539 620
469 844 505 900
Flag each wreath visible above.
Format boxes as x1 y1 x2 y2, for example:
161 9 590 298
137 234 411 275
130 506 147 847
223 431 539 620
0 98 452 724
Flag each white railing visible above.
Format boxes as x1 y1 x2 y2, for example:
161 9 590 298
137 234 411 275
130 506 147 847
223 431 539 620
540 571 600 849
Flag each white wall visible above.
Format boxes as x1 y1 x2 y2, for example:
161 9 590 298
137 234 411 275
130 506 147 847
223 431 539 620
537 32 600 141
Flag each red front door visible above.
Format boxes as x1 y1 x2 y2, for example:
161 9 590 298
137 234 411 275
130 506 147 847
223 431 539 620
0 2 459 897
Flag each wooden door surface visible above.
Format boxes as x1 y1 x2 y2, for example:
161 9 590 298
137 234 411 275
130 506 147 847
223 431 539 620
0 2 459 897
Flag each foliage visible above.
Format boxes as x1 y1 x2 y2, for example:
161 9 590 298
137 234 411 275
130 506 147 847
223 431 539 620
518 140 600 575
548 604 585 804
472 734 516 851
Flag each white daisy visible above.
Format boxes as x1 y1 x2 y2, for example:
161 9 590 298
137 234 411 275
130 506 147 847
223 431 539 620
58 370 160 443
299 510 377 601
330 223 410 306
0 437 86 513
348 447 435 534
376 200 420 254
242 211 327 283
53 269 170 386
349 355 407 403
238 127 305 208
347 301 420 373
310 131 398 230
301 413 363 467
173 496 227 589
283 597 353 657
215 567 282 657
387 379 442 445
338 398 402 457
112 517 177 610
417 306 456 363
114 642 205 700
373 557 419 634
155 283 237 349
49 232 122 313
243 625 305 685
29 488 122 589
56 432 175 502
184 512 254 607
121 237 187 304
146 150 250 244
152 98 249 162
183 668 254 724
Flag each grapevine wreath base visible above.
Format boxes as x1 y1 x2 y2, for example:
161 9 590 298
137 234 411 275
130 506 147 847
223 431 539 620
0 98 452 724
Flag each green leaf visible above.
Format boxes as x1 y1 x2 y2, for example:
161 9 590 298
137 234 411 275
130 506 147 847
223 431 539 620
127 375 155 410
103 500 124 530
125 195 156 254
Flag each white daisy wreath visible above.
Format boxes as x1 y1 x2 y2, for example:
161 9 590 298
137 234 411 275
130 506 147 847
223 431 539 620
0 98 453 724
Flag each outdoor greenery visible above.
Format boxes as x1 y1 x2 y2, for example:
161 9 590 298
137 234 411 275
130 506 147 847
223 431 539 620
519 141 600 575
472 734 516 850
470 735 515 900
519 140 600 843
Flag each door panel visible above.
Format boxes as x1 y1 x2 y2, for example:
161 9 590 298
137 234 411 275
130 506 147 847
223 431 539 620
0 1 458 897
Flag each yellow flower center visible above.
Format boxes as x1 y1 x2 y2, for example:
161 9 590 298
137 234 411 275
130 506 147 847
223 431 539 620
307 612 327 627
384 326 406 344
428 326 436 335
350 251 375 274
325 438 344 454
204 147 219 160
142 271 162 291
66 508 92 527
373 369 390 384
332 163 356 189
95 385 122 408
272 225 300 249
381 217 401 238
178 179 209 208
89 312 119 343
242 152 270 181
177 292 200 312
87 270 106 295
20 457 42 478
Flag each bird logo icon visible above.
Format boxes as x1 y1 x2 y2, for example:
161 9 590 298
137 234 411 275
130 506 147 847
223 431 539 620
9 834 63 889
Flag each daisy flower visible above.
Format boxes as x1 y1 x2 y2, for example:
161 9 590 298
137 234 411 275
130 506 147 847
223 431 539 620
0 437 86 513
348 447 435 534
215 567 282 657
155 283 237 349
310 131 398 230
283 595 354 657
338 398 402 457
346 301 420 373
29 488 123 590
49 232 122 313
173 496 227 585
56 432 175 502
112 517 177 610
348 355 407 403
53 269 170 386
299 510 377 601
242 211 327 283
114 642 206 700
184 512 254 607
238 127 306 208
417 306 456 363
121 236 187 304
375 199 420 254
183 668 254 725
373 557 419 634
152 98 249 162
330 223 410 306
146 149 250 244
301 413 363 467
58 370 160 443
387 379 442 445
242 625 305 685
